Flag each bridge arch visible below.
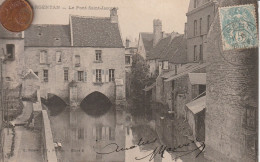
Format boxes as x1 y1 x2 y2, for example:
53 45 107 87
80 91 112 117
42 93 68 116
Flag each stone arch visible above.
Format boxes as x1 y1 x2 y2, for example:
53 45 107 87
80 91 112 117
45 93 68 116
47 93 67 105
79 91 111 105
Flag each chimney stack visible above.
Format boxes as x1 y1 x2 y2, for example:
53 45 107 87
110 8 118 23
153 19 162 47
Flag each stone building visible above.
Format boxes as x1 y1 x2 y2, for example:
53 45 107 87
124 39 137 97
147 33 185 77
4 8 126 106
205 0 258 161
186 0 217 63
0 26 25 89
137 19 170 60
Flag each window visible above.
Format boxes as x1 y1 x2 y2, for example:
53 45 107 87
6 44 15 59
75 55 80 67
162 61 169 70
78 71 83 81
96 69 102 82
207 15 211 32
246 106 256 130
78 128 84 140
95 50 102 61
109 69 115 82
56 51 62 63
172 80 175 92
194 45 197 61
125 56 131 65
194 20 197 36
40 50 47 64
199 18 202 35
43 70 48 82
109 127 115 140
200 44 203 61
194 0 197 8
64 69 68 81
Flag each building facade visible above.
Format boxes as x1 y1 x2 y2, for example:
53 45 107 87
186 0 217 63
205 0 258 161
2 8 126 107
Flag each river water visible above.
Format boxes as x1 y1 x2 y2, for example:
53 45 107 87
47 103 208 162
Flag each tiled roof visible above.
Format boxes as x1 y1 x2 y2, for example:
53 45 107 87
0 24 22 39
163 35 187 63
147 36 171 60
24 25 71 46
148 34 187 64
140 32 153 53
71 16 123 48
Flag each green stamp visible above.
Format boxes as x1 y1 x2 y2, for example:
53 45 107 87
219 4 258 51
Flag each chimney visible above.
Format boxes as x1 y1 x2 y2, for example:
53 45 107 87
184 22 187 38
170 31 179 41
110 8 118 23
153 19 162 47
125 38 130 48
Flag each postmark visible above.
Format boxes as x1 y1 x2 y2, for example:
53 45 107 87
219 4 258 51
0 0 33 32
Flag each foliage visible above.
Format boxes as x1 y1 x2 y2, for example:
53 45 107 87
130 54 153 108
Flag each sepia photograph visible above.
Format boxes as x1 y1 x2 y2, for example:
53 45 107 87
0 0 258 161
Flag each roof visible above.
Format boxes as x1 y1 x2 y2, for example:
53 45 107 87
0 24 23 39
165 63 208 82
188 73 206 85
25 25 71 47
140 33 154 53
143 82 156 91
147 34 187 64
161 63 199 79
22 69 39 80
186 96 206 114
147 36 171 60
71 16 123 48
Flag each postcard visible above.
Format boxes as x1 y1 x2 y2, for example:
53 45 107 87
0 0 258 162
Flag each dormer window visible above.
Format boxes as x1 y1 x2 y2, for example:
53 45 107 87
95 50 102 62
6 44 15 60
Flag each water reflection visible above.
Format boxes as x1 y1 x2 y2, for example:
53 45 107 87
47 103 206 162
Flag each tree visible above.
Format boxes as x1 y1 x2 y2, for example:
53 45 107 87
130 54 150 108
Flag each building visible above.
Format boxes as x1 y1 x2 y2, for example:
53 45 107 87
2 8 126 107
147 33 185 77
137 19 170 60
186 0 217 63
205 0 258 161
124 39 137 97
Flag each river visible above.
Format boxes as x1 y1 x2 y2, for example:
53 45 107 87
46 102 208 162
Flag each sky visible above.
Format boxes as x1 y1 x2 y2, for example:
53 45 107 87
27 0 189 42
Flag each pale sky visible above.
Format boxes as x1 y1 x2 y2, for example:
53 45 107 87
27 0 189 42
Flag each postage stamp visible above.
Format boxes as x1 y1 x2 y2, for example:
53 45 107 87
219 4 258 51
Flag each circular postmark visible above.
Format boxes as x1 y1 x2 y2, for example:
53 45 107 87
0 0 33 32
217 21 257 66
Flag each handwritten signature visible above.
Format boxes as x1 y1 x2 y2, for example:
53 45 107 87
95 138 205 161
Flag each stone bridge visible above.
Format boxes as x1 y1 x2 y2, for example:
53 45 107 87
22 70 126 108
